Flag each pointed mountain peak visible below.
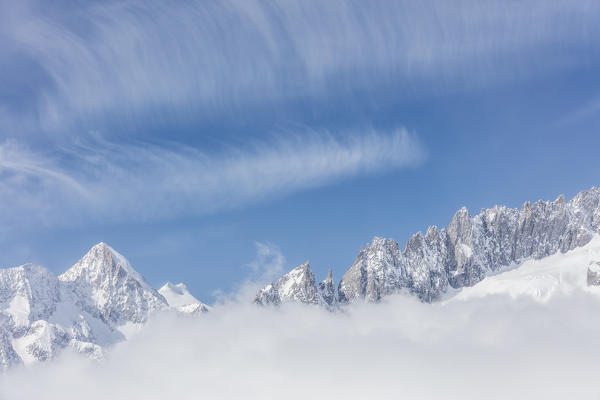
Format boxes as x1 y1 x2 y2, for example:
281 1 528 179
318 269 337 307
60 243 150 290
158 282 204 309
405 232 426 253
89 242 117 257
0 263 57 292
11 263 52 277
278 261 313 287
0 263 60 326
161 281 187 295
410 231 425 240
451 206 471 220
293 260 310 269
59 243 167 326
426 225 439 236
370 236 388 246
367 237 398 252
254 261 322 306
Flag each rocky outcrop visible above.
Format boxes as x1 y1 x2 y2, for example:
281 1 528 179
0 324 21 371
338 238 404 303
318 270 337 306
587 261 600 286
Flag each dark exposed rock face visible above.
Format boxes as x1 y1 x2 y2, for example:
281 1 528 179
318 270 337 306
588 262 600 286
257 187 600 306
0 324 21 371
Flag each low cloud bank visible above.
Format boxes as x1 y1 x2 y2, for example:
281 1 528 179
2 291 600 399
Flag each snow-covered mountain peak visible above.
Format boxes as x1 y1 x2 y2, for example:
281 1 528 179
161 282 187 295
318 269 337 307
274 261 317 302
0 264 60 328
2 263 53 282
60 243 153 292
1 243 211 369
323 269 333 283
158 282 208 313
58 243 168 327
338 237 403 303
368 236 395 250
255 261 334 306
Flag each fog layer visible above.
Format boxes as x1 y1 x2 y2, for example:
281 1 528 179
2 291 600 400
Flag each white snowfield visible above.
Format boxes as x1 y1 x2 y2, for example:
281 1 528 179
450 235 600 302
159 282 210 314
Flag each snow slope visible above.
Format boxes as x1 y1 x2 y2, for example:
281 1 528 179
450 235 600 302
159 282 209 313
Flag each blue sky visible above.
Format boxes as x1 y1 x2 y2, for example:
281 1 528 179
1 0 600 302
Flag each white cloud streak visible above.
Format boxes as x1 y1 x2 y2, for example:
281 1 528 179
212 241 287 304
2 292 600 399
0 128 424 231
1 0 599 132
245 242 285 282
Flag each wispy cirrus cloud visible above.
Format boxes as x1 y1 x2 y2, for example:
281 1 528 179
1 0 599 134
0 128 424 231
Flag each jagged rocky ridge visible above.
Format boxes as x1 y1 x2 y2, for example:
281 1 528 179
0 243 207 371
254 262 338 307
256 187 600 306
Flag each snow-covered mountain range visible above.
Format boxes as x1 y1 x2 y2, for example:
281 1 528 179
255 187 600 306
0 243 208 371
3 187 600 371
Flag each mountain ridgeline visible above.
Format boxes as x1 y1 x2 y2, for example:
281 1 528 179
2 187 600 370
255 187 600 306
